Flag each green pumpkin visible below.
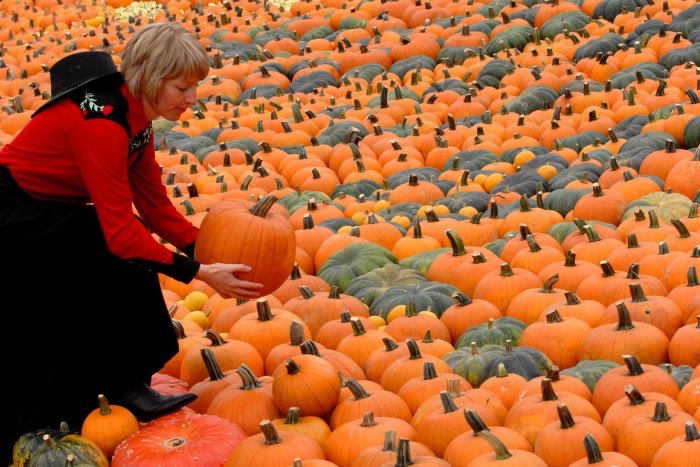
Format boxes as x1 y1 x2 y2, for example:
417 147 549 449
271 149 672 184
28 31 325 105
443 342 503 387
300 25 335 41
340 62 386 84
369 281 459 319
505 86 559 115
399 248 451 276
557 130 608 153
331 180 383 199
543 188 592 218
476 58 516 88
660 363 695 389
344 263 427 308
548 163 604 191
622 191 694 223
317 242 398 292
547 219 618 244
481 341 553 382
455 317 528 348
278 190 333 212
485 25 536 55
13 422 108 467
560 359 621 392
539 11 591 40
316 120 369 146
683 115 700 150
337 16 368 29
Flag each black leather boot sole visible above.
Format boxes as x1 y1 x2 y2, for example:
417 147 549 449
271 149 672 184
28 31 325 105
115 383 197 422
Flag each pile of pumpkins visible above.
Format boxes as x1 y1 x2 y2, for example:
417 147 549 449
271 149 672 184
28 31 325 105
2 0 700 464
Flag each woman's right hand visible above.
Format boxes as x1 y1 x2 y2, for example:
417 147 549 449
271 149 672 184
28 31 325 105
195 263 264 299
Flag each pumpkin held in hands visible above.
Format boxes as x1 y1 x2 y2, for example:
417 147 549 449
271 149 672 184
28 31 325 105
195 195 296 296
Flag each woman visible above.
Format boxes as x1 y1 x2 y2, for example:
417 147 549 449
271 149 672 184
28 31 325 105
0 22 262 460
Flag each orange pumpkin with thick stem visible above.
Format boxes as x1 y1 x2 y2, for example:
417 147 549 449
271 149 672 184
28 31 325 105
225 420 324 466
272 354 341 418
81 394 139 459
194 195 296 296
568 433 638 467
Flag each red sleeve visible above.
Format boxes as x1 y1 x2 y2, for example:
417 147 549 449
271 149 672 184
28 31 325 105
67 117 176 264
128 137 199 250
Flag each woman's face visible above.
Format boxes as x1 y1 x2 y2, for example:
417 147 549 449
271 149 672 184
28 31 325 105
143 76 199 121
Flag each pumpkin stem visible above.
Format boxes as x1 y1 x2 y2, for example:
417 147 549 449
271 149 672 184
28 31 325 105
445 229 468 257
624 384 646 405
394 438 415 467
465 409 490 434
284 406 302 425
285 358 301 375
478 430 513 460
381 430 398 452
545 365 561 382
361 412 378 427
564 291 581 306
299 339 322 357
259 420 283 445
350 317 367 336
583 433 605 463
256 298 274 322
685 421 700 441
422 361 438 380
557 403 576 429
541 274 560 292
345 378 371 401
545 309 564 323
614 302 636 331
452 291 473 307
381 337 400 352
96 394 112 416
249 194 279 217
406 338 423 360
440 390 460 413
623 354 644 376
652 401 671 422
201 348 226 381
541 378 558 401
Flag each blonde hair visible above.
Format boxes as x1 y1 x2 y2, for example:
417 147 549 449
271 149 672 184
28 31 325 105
120 22 209 104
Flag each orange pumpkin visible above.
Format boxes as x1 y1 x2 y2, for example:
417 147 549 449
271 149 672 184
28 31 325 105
195 195 296 296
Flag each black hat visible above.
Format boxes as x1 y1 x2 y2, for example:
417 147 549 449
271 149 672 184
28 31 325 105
32 51 123 116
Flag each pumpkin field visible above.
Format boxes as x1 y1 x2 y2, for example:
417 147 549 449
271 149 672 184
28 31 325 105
2 0 700 464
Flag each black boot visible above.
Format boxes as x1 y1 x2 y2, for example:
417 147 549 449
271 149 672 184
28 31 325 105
114 383 197 422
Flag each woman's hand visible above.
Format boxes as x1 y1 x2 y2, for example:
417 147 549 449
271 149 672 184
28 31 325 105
195 263 264 299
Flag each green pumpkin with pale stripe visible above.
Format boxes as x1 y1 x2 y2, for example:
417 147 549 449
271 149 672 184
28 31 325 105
443 342 503 387
13 422 108 467
455 317 527 348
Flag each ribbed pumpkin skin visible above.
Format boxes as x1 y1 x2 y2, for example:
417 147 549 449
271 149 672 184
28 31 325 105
194 196 296 296
80 395 139 459
112 413 247 466
13 430 109 467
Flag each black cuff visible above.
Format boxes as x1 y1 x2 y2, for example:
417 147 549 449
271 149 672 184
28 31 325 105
179 241 196 258
133 253 200 284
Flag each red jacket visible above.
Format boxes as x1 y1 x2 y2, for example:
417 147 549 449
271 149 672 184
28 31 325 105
0 83 198 270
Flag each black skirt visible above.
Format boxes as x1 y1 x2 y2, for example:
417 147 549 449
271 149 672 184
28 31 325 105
0 165 178 461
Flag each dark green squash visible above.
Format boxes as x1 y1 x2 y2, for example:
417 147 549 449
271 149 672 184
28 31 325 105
560 359 621 392
13 422 109 467
317 242 398 292
344 263 426 308
455 317 528 348
481 340 553 382
369 281 459 319
660 363 694 390
398 247 451 276
442 342 503 387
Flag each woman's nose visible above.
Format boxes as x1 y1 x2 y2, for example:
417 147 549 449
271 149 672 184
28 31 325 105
185 86 197 104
